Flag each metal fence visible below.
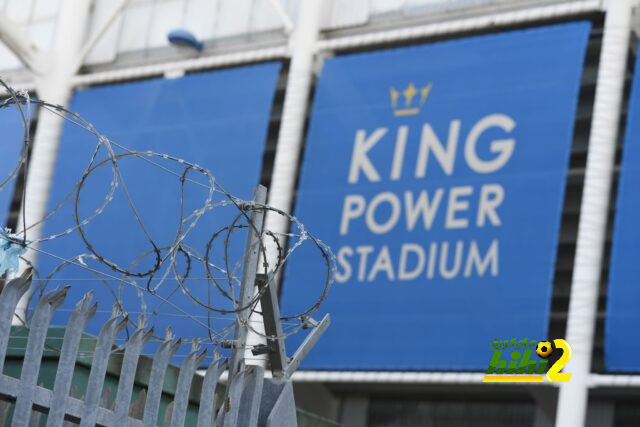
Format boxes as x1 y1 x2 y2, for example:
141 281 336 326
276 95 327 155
0 269 302 426
0 182 332 425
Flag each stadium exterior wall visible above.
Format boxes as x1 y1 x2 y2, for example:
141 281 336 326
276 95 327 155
5 0 640 425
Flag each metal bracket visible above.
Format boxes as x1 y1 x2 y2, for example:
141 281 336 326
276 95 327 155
256 273 288 377
285 314 330 379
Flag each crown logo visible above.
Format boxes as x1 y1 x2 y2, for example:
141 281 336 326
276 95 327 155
390 82 432 116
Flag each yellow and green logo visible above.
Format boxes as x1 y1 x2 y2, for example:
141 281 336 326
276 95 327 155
482 338 572 383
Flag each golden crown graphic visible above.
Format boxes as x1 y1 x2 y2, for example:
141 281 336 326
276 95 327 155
390 82 432 116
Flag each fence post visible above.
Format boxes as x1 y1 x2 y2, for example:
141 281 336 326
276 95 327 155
79 309 127 427
113 318 153 424
13 287 69 426
46 292 97 427
229 185 267 378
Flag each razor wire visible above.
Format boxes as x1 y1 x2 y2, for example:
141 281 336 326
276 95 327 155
0 77 335 354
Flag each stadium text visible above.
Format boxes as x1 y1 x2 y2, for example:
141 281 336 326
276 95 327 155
335 113 514 283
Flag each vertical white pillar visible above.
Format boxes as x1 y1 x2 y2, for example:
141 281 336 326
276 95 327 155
264 0 323 264
245 0 324 364
555 1 633 425
13 0 92 323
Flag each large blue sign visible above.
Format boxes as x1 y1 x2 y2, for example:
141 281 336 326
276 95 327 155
36 63 280 345
282 23 590 370
605 47 640 371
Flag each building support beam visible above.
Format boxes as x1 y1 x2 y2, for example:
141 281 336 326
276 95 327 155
555 0 635 425
245 0 324 367
13 0 94 323
263 0 323 274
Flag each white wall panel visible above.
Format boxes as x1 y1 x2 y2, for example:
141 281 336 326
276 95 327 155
248 0 286 33
147 0 184 48
0 42 22 70
183 0 218 40
370 0 524 18
119 2 153 52
286 0 301 28
403 0 511 16
31 0 59 22
214 0 252 38
85 0 124 65
370 0 405 15
323 0 369 30
6 0 33 24
28 20 56 51
0 0 580 71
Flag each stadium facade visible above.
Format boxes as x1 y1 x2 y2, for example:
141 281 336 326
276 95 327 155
1 0 640 425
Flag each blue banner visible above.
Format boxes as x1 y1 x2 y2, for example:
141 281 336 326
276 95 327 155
605 48 640 371
36 63 280 344
282 23 590 370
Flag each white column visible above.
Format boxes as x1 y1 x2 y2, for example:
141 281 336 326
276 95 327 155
13 0 93 323
555 0 634 425
264 0 323 266
245 0 324 364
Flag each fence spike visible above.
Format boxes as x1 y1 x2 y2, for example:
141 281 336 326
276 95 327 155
0 268 32 374
113 320 153 424
47 292 97 427
142 334 181 427
79 311 127 427
13 287 69 427
197 353 224 427
284 314 330 379
170 347 207 426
